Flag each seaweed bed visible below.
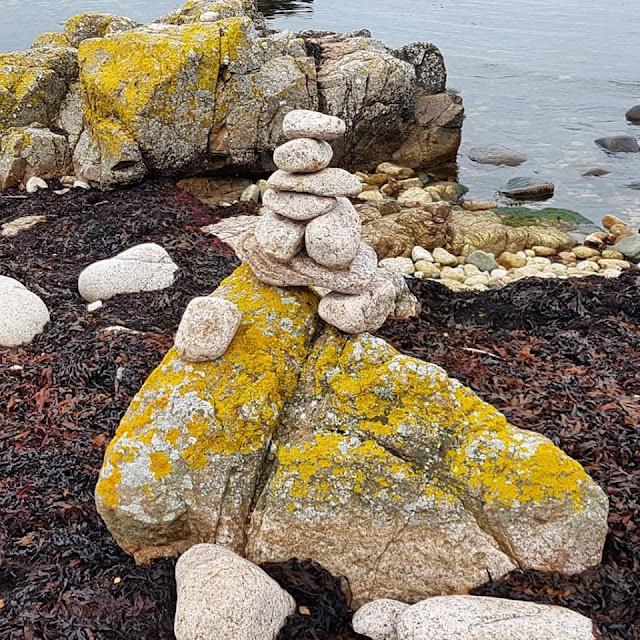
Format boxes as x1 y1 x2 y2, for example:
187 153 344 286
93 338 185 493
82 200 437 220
0 181 638 639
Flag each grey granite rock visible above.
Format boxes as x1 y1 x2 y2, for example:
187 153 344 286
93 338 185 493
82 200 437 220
283 109 346 141
262 188 337 220
318 277 396 334
256 209 306 262
174 544 295 640
267 168 362 198
352 599 410 640
237 233 377 294
305 197 362 268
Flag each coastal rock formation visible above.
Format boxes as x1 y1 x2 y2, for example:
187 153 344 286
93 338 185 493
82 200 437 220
0 0 462 191
0 276 50 347
174 544 295 640
78 243 178 302
355 596 597 640
96 265 609 606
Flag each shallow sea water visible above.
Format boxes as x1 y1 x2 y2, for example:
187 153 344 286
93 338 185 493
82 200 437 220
1 0 639 224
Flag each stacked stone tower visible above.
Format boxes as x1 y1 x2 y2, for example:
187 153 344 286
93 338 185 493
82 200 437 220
238 109 396 334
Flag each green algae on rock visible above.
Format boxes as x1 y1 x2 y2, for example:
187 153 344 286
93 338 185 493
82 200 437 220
96 265 608 605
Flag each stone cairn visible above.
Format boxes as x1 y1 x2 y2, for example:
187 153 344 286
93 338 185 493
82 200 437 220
176 110 397 362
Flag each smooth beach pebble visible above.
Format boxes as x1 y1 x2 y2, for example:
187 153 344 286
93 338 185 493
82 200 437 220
256 209 306 263
262 189 337 220
273 138 333 173
282 109 346 141
267 168 362 198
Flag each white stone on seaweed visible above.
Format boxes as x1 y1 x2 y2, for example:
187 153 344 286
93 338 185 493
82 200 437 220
174 297 242 362
0 276 50 347
267 168 362 198
78 243 178 302
237 233 377 295
395 595 597 640
273 138 333 174
256 209 306 263
25 176 48 193
283 109 346 141
174 544 295 640
318 278 396 334
305 197 362 268
262 189 337 221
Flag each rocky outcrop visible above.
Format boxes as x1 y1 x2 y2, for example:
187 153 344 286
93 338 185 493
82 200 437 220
95 264 608 606
0 0 462 191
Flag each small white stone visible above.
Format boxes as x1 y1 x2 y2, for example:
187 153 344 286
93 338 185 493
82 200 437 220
490 268 508 279
576 260 600 272
72 180 91 189
463 264 481 277
54 188 70 195
411 246 434 263
87 300 103 312
273 138 333 173
352 599 409 640
25 176 48 193
432 248 458 267
524 249 535 257
174 297 242 362
414 261 439 277
440 267 466 283
465 274 490 286
516 250 527 259
601 268 622 278
379 256 415 275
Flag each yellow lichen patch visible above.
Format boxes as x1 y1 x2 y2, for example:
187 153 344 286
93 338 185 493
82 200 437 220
149 452 173 479
96 265 320 505
78 18 252 135
274 433 422 506
32 32 72 48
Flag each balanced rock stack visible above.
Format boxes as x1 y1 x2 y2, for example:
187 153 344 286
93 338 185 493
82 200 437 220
237 110 396 335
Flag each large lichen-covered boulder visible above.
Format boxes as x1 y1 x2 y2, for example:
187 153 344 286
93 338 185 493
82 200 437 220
96 265 608 605
0 47 78 130
96 265 320 561
246 329 608 605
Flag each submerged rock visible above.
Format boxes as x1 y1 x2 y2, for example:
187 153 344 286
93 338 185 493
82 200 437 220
500 177 555 200
595 135 639 152
626 105 640 124
468 145 527 166
96 265 608 606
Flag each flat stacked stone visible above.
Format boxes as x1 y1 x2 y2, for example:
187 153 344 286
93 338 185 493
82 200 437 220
240 109 395 333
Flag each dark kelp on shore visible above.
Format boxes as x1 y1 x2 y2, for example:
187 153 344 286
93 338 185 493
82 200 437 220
0 182 638 639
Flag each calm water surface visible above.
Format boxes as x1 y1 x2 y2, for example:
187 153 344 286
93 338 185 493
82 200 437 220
1 0 639 225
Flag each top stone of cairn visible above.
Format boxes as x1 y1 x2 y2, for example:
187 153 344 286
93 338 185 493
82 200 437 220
283 109 347 141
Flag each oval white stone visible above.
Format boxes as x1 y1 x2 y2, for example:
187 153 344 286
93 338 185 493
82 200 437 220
262 189 337 220
174 297 242 362
267 168 362 198
283 109 346 141
0 276 50 347
273 137 333 173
